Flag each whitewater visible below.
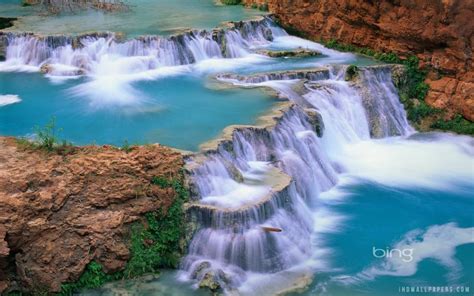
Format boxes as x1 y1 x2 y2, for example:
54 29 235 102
0 16 472 296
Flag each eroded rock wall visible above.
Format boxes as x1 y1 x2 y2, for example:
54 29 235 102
243 0 474 120
0 138 184 293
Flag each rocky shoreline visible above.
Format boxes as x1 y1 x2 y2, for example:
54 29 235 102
0 138 184 293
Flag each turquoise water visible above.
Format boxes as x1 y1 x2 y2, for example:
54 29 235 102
1 2 471 295
81 271 209 296
0 72 275 151
0 0 264 37
80 177 473 296
294 179 474 296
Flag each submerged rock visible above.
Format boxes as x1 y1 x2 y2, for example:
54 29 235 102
39 63 85 76
0 33 7 61
217 68 330 84
199 271 221 291
191 261 211 279
344 65 359 81
304 108 324 137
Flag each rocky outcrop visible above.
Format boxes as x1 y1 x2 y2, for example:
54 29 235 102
243 0 474 121
0 18 16 30
0 137 184 293
257 48 321 58
217 68 330 84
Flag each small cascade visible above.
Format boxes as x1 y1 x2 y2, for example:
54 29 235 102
0 16 283 75
180 65 414 294
217 68 330 84
181 105 338 292
357 66 414 137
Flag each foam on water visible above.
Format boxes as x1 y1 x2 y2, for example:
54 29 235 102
182 61 473 294
0 94 21 107
336 134 474 189
333 223 474 286
0 17 361 109
1 14 472 295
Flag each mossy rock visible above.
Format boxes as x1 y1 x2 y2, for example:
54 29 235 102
0 17 17 30
220 0 241 5
345 65 359 81
258 48 322 58
199 272 221 291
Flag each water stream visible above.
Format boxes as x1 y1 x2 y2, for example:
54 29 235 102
0 8 472 296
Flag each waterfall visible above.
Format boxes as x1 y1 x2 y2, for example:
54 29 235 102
180 65 413 294
0 13 415 293
0 16 283 75
181 106 338 292
357 67 414 137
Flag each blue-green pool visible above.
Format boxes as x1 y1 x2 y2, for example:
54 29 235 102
0 72 275 151
0 0 265 37
294 179 474 296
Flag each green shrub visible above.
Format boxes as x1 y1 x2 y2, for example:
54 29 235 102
120 140 135 153
259 3 269 11
406 100 438 123
34 116 61 151
220 0 241 5
431 114 474 135
151 176 173 188
60 262 121 295
123 177 188 277
16 116 74 154
59 175 188 295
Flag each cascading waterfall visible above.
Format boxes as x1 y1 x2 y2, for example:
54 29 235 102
180 65 413 294
0 16 284 75
181 106 338 293
0 13 420 294
357 67 414 137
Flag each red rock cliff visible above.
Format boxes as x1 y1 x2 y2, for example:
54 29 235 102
245 0 473 120
0 138 184 293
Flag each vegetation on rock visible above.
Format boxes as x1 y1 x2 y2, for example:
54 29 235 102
0 17 17 30
345 65 358 81
0 137 184 294
321 39 474 135
59 174 188 295
221 0 268 11
257 48 321 58
16 117 75 154
220 0 241 5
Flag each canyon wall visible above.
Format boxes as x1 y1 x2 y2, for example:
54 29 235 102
244 0 473 121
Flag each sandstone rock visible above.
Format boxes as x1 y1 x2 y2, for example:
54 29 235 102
40 63 85 76
0 137 184 293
